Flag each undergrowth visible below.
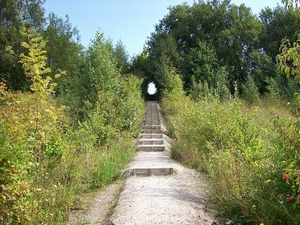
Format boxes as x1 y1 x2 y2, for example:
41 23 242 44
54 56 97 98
0 27 145 224
161 95 300 225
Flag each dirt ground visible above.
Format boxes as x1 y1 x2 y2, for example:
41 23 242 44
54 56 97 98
67 181 124 225
108 153 219 225
68 152 219 225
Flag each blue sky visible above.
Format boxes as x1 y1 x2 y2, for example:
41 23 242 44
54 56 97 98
44 0 282 57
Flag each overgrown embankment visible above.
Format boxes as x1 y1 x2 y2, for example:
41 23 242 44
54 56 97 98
0 27 145 224
161 95 300 225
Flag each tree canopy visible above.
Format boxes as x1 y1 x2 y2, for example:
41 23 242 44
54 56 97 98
132 0 300 100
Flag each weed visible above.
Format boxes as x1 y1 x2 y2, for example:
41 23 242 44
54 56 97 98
161 94 300 224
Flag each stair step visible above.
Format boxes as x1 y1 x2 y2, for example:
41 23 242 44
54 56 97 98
139 139 164 145
139 134 163 139
144 120 160 125
143 125 161 130
142 129 162 134
137 145 165 151
123 168 174 177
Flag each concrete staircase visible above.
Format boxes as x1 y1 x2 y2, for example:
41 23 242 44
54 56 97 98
124 101 173 177
110 101 218 225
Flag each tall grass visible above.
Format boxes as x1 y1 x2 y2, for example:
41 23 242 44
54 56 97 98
161 96 300 224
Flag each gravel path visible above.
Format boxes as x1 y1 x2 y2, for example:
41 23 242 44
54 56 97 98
109 102 218 225
109 160 218 225
69 101 219 225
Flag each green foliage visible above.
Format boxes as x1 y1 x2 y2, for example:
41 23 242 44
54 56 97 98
162 68 185 100
0 26 145 224
113 40 130 74
281 0 300 10
277 34 300 83
259 5 300 61
245 50 274 93
148 34 182 94
147 1 263 94
189 81 212 101
185 41 229 92
143 1 300 100
0 0 46 90
89 137 136 188
43 13 83 93
265 76 282 104
130 45 149 79
241 76 260 104
0 28 71 223
162 95 300 224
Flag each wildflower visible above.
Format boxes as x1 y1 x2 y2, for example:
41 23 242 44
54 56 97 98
252 205 256 208
2 195 6 203
282 173 289 181
267 179 272 183
286 194 291 202
260 223 264 225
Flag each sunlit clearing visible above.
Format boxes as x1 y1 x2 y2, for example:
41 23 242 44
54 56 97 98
147 82 157 95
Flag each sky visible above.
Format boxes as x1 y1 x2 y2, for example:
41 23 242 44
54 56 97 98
44 0 282 57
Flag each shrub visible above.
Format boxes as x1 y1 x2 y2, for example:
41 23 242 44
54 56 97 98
0 28 145 224
241 76 260 104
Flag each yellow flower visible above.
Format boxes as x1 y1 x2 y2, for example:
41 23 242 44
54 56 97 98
260 223 264 225
252 205 256 208
267 179 272 183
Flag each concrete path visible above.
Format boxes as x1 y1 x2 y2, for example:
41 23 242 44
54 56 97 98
109 101 218 225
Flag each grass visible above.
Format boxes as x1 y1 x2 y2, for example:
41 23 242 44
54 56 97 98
161 95 300 224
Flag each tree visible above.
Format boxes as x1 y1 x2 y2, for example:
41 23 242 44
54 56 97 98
65 31 120 120
216 3 262 86
19 25 63 165
277 0 300 83
130 45 149 79
281 0 300 9
0 0 27 89
259 6 300 60
277 34 300 82
185 41 226 87
244 50 274 93
148 33 182 94
20 0 45 30
0 0 46 90
147 1 261 93
43 12 83 93
113 40 130 74
130 45 153 99
241 76 260 104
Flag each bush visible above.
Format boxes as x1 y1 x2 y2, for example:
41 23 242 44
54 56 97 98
0 28 145 224
241 76 260 104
